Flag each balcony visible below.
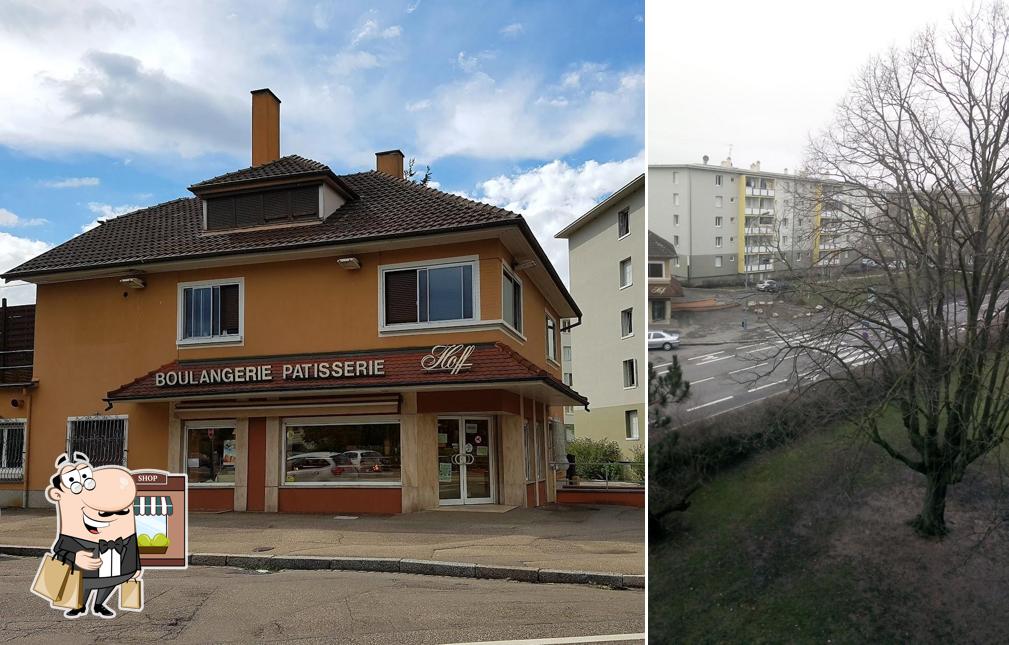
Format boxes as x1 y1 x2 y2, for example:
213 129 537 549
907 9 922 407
819 241 840 251
745 186 775 197
744 225 774 235
745 245 775 254
745 263 774 272
744 207 774 216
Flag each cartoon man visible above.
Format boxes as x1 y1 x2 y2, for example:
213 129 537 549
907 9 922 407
45 452 142 618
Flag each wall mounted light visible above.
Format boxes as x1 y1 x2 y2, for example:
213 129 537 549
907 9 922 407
337 257 361 270
513 259 537 272
119 277 146 289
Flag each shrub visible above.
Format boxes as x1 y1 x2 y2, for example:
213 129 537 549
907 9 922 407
628 445 645 484
567 437 624 481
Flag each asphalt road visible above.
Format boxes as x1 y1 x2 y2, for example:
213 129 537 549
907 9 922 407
0 555 644 644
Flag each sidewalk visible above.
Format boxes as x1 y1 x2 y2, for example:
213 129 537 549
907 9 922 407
0 503 644 578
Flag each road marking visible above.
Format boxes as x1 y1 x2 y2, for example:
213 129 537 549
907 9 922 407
686 395 734 411
651 362 673 370
691 376 715 384
735 339 774 350
440 634 647 645
688 351 725 361
729 362 767 374
696 355 733 365
747 379 788 393
742 344 776 353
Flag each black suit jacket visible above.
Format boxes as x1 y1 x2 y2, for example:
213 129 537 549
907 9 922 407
52 533 141 579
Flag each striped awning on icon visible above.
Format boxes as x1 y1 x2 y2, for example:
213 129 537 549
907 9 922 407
134 496 173 516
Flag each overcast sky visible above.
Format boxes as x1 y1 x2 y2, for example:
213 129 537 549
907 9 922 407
647 0 972 172
0 0 643 303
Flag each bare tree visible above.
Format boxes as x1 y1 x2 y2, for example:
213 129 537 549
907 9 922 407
771 3 1009 537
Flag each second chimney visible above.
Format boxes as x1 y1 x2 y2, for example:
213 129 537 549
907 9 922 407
251 88 281 166
376 150 405 178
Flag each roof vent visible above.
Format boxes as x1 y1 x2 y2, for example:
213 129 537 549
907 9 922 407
702 154 709 165
721 157 733 168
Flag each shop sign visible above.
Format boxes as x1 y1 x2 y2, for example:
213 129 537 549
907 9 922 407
154 359 386 387
421 344 475 375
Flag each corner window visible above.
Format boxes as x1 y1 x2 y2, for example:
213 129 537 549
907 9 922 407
648 261 665 278
617 208 630 238
502 268 523 333
621 307 633 338
179 279 243 344
546 315 558 361
283 420 401 485
382 260 476 329
563 346 572 362
622 358 638 388
67 416 127 467
563 372 573 386
0 419 26 482
619 258 633 288
625 410 639 440
186 423 237 485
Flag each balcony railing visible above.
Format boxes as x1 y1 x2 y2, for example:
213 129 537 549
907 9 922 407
744 207 774 216
745 186 775 197
744 225 774 235
745 263 774 272
552 460 644 489
745 245 775 254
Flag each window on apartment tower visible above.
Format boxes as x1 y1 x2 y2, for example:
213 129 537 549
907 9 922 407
715 256 723 268
502 268 523 333
563 346 572 362
673 193 680 206
715 196 723 208
546 315 558 361
619 258 633 288
622 358 638 388
715 236 723 248
674 214 680 225
715 216 723 227
179 279 242 343
625 410 639 440
715 174 723 186
672 171 679 184
648 261 665 278
382 261 476 328
621 307 633 338
617 208 630 238
673 235 679 246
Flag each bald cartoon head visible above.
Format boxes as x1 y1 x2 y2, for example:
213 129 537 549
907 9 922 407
45 453 137 541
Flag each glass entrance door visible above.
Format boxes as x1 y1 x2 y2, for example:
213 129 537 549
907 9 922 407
438 418 494 505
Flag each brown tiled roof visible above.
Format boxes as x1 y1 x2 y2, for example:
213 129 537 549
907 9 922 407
188 155 333 190
3 168 522 280
105 342 587 406
648 231 677 258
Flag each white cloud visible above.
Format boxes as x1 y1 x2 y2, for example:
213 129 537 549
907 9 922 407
82 201 145 232
500 22 524 38
415 66 643 161
406 0 421 13
405 98 431 112
331 50 381 75
466 151 644 285
0 208 47 227
0 231 52 304
40 176 100 188
456 51 481 73
350 18 402 46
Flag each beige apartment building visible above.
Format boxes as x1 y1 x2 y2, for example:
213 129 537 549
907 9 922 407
648 158 860 286
556 174 645 457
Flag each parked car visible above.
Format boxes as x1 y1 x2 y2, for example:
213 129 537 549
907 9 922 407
755 279 779 292
648 330 680 351
341 450 386 472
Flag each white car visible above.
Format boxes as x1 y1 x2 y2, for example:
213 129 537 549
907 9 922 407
648 330 680 351
755 279 779 292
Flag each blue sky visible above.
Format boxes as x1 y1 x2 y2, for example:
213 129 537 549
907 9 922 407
0 0 644 303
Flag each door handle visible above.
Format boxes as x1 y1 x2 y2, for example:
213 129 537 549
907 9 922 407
465 454 475 465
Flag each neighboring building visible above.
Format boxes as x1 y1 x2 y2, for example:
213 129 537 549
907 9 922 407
560 325 575 440
0 89 586 513
648 158 860 286
555 174 645 457
647 231 683 326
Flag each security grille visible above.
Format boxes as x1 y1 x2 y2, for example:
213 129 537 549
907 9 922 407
0 419 25 481
67 416 128 467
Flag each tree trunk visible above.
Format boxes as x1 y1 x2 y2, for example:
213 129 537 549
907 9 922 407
911 472 949 537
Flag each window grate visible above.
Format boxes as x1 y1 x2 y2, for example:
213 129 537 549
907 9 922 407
67 416 128 467
0 419 25 481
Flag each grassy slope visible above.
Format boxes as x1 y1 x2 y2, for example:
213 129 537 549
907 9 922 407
649 413 1009 644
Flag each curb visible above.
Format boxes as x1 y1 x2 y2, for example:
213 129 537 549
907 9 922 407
0 545 642 590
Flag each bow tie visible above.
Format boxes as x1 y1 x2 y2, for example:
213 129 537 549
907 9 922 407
98 538 125 554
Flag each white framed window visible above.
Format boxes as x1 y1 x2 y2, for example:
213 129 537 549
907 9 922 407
67 416 128 467
672 171 679 184
622 358 638 389
617 208 630 239
715 196 723 208
185 420 238 487
783 235 789 245
502 267 523 334
621 307 634 338
177 278 244 346
673 235 680 246
715 236 723 248
625 410 639 440
715 174 723 186
715 256 723 268
619 258 633 289
674 214 680 226
282 418 402 486
380 257 478 331
545 314 558 362
563 372 573 386
648 261 665 279
0 419 26 482
563 346 572 362
715 216 723 227
673 193 680 206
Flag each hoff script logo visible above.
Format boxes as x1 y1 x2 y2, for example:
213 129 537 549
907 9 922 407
421 344 475 375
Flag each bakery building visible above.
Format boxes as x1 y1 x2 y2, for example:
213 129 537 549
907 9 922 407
0 89 586 514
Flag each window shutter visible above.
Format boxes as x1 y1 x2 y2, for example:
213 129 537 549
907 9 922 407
235 194 263 227
290 187 318 219
262 190 290 221
206 197 236 230
384 270 418 324
220 284 240 335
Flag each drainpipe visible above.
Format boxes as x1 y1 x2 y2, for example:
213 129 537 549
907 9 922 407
21 387 31 508
559 316 582 333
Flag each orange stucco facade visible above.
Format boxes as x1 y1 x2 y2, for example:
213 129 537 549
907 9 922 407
5 233 572 512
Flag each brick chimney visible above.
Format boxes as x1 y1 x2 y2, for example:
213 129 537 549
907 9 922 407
376 149 405 178
251 88 281 166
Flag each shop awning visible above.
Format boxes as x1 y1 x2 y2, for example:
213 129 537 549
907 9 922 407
106 342 588 408
134 496 173 516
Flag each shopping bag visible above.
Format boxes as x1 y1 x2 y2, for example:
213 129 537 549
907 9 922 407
119 579 143 611
52 565 84 610
31 555 70 602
